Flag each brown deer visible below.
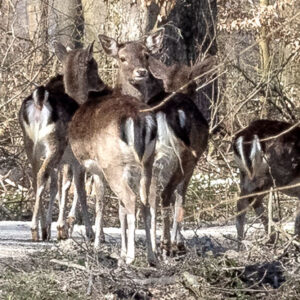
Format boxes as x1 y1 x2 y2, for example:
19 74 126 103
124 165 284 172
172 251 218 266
233 119 300 242
98 29 209 255
19 75 79 241
19 46 103 241
147 54 217 95
54 42 158 265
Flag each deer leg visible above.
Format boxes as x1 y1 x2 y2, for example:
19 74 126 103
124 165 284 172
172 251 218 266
57 164 72 240
94 173 106 250
126 207 136 265
294 201 300 238
236 195 250 243
119 203 128 259
31 155 57 241
73 163 94 240
148 175 158 255
171 181 188 255
161 181 177 256
67 187 78 237
110 176 136 264
45 169 58 240
30 157 40 241
252 195 268 233
140 162 157 266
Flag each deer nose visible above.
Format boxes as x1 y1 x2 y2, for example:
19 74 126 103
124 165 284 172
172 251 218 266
134 68 148 78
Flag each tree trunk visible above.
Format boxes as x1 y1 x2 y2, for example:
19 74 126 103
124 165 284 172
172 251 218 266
48 0 84 47
27 0 49 61
259 0 270 118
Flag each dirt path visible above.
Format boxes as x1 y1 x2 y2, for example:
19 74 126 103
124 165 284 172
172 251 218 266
0 221 294 259
0 221 243 258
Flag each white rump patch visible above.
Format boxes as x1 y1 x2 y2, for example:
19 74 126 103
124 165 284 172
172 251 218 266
124 117 134 146
144 115 156 145
23 95 54 149
178 109 186 128
250 135 261 161
156 112 183 173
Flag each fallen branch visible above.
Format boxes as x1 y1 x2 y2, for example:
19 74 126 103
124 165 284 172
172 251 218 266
50 259 87 271
132 276 177 286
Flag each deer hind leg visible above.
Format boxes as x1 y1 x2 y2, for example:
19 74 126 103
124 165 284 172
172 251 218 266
161 180 178 256
57 164 72 240
148 175 158 256
45 169 58 240
73 162 94 240
67 187 78 237
171 180 189 255
140 161 157 266
236 193 250 243
294 201 300 238
94 173 106 250
119 203 127 259
252 195 268 233
109 177 136 264
31 153 59 241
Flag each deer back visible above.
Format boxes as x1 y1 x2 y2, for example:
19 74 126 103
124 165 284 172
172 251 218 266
19 75 79 160
98 30 208 156
233 119 300 187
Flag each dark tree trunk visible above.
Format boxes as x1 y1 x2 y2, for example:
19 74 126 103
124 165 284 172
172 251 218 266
159 0 218 126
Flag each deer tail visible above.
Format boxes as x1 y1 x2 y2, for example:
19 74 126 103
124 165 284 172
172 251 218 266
121 113 157 163
235 134 263 179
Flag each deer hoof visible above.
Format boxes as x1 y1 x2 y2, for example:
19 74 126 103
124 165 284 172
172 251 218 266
86 229 95 242
159 240 171 256
31 229 39 242
41 228 48 241
148 254 158 267
67 216 75 231
126 256 135 265
57 225 69 240
171 242 186 257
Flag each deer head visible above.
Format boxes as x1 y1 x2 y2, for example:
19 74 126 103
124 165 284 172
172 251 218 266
98 29 165 102
148 54 217 95
54 42 106 104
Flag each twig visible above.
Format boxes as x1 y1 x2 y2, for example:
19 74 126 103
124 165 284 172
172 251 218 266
50 259 87 271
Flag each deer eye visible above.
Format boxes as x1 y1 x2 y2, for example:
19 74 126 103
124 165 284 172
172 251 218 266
120 56 126 63
145 53 150 59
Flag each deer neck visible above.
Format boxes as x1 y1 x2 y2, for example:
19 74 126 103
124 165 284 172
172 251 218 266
117 73 164 103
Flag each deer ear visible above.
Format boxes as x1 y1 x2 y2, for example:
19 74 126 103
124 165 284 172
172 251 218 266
85 41 95 62
145 28 165 54
148 56 169 80
53 42 67 62
98 34 119 58
190 55 217 79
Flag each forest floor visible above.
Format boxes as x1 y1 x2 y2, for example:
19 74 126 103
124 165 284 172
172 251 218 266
0 221 300 299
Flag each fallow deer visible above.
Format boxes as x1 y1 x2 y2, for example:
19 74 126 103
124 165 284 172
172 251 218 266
19 44 104 241
233 119 300 242
98 29 209 255
147 54 217 96
19 75 79 241
54 42 158 265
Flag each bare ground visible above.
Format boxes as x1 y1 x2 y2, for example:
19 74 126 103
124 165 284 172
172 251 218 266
0 221 300 299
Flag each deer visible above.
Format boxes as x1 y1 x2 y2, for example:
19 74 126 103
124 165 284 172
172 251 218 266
19 75 79 241
233 119 300 243
19 45 103 241
54 42 158 265
98 29 210 255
